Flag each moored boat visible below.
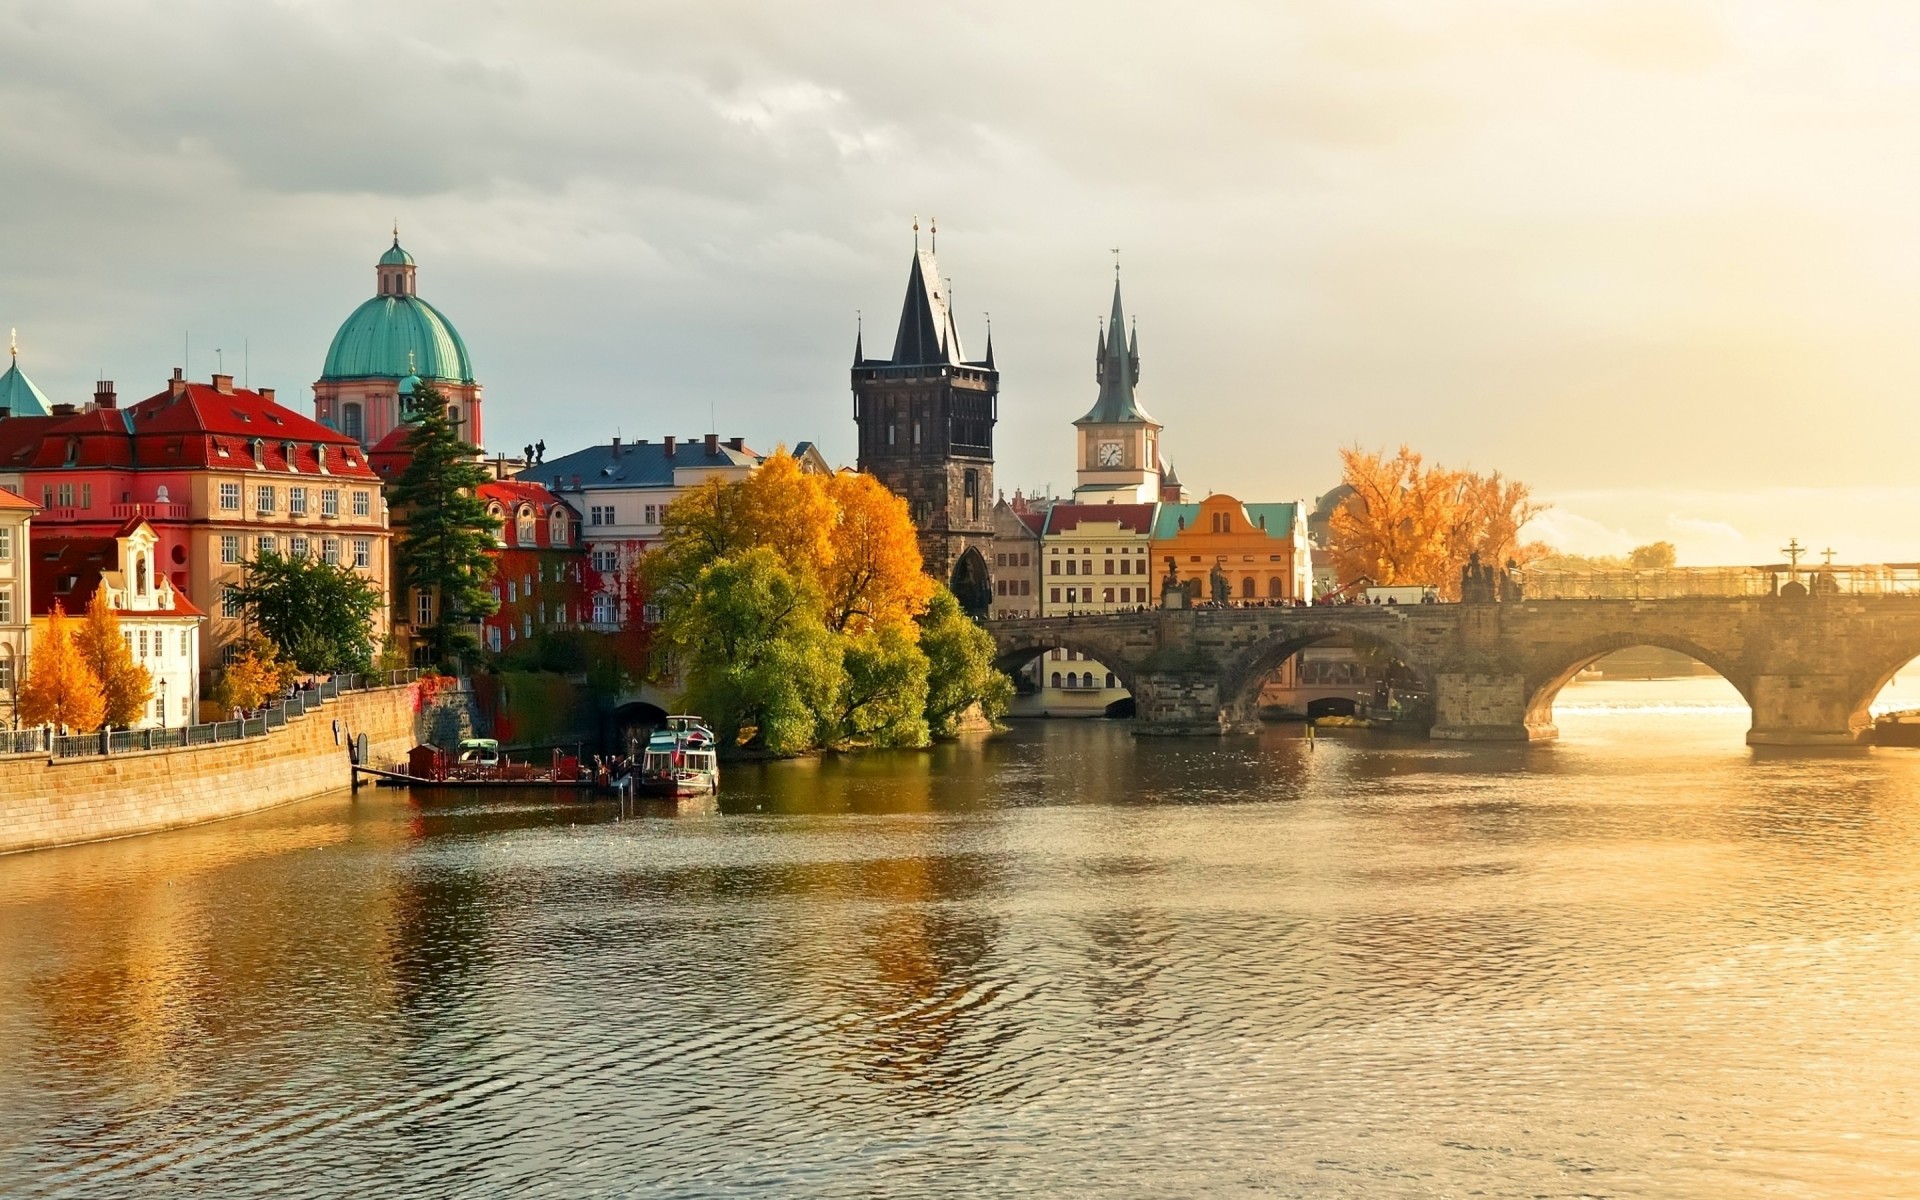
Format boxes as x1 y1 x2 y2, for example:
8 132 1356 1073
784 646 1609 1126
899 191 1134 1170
638 715 721 796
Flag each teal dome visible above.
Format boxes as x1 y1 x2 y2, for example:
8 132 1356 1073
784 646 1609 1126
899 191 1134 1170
320 295 474 382
379 239 415 267
0 355 51 417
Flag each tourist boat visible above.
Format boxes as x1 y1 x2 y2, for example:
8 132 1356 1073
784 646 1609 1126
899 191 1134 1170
637 716 721 797
1872 710 1920 747
456 738 502 769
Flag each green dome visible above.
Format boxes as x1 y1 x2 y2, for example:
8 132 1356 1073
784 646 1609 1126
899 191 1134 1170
379 239 415 267
321 295 474 382
0 356 51 417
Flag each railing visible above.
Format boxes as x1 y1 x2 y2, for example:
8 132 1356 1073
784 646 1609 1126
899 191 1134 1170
110 502 188 521
1519 566 1920 601
17 668 425 761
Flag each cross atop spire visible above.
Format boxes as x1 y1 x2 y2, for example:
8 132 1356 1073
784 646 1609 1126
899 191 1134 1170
7 328 14 362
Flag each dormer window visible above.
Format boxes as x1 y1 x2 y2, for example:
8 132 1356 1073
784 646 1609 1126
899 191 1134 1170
63 438 78 466
283 441 298 471
250 438 264 468
516 505 536 545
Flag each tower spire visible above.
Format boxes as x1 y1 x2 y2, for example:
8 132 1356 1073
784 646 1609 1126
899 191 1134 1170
7 328 14 363
853 310 864 365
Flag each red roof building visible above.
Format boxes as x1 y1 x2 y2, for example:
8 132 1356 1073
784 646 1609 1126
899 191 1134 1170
0 371 390 676
475 479 599 658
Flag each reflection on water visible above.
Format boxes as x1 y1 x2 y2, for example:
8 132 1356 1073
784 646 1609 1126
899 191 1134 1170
8 678 1920 1196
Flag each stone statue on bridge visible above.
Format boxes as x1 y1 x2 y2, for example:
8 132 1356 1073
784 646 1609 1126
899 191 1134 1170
1161 557 1189 610
1208 562 1231 606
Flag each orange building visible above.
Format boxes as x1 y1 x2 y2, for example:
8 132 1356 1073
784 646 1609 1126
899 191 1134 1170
1150 494 1311 604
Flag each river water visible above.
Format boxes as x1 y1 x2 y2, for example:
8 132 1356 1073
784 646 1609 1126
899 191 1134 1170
6 676 1920 1198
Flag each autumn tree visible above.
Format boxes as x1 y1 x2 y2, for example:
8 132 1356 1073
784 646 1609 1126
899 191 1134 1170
646 450 838 608
1629 541 1678 570
215 634 293 714
389 382 500 668
1329 446 1549 599
821 469 934 633
18 604 107 732
73 585 153 728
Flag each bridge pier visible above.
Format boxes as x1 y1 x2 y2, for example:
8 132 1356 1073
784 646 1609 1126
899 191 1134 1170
1131 672 1258 736
1430 673 1558 743
1744 674 1869 746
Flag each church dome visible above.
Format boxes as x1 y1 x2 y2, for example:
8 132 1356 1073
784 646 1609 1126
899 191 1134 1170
321 296 473 381
320 237 474 383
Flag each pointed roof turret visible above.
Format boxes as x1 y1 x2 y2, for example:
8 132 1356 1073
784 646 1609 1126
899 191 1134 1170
853 314 864 366
983 317 995 369
1075 274 1156 426
0 330 53 417
889 244 966 366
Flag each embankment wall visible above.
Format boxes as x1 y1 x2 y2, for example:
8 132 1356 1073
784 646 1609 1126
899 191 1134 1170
0 683 421 856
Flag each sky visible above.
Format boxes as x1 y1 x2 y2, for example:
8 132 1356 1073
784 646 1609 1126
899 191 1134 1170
5 0 1920 564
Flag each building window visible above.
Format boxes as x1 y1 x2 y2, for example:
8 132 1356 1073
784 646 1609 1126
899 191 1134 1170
321 489 339 518
1103 588 1114 603
0 527 11 561
592 594 613 624
342 403 363 443
180 631 189 657
254 485 275 515
1066 587 1078 603
592 548 618 573
220 535 240 564
0 585 12 624
516 506 536 544
1241 576 1255 599
1050 587 1060 603
643 504 656 525
255 535 275 558
323 538 340 565
550 510 568 544
222 586 243 617
138 630 149 658
80 484 92 510
290 535 309 558
1065 560 1076 576
1051 672 1063 688
0 652 13 693
353 538 371 569
1269 577 1284 599
56 483 73 508
963 470 979 520
352 490 370 518
416 589 432 626
1106 672 1116 689
289 487 307 516
524 614 532 638
219 482 241 511
1021 580 1031 596
1104 559 1115 575
508 580 518 603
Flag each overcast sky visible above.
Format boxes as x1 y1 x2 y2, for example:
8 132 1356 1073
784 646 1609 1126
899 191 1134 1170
5 1 1920 563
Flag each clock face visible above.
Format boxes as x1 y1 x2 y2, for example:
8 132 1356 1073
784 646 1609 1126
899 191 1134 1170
1098 441 1123 467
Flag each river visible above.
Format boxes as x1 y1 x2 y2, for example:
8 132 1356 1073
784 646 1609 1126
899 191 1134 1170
6 676 1920 1197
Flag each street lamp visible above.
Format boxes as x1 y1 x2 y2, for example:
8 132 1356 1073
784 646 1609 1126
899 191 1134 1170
158 677 168 730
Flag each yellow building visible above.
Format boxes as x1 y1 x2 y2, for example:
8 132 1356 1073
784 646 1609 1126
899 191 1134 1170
1150 494 1312 604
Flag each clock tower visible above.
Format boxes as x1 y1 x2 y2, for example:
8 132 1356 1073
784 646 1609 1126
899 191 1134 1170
1072 271 1164 504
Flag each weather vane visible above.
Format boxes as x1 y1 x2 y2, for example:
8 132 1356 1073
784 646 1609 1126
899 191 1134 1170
1110 247 1121 277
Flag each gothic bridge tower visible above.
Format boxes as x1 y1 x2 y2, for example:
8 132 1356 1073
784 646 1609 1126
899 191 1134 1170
852 224 998 616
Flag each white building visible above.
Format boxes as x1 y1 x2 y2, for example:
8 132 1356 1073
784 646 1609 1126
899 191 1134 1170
33 518 203 728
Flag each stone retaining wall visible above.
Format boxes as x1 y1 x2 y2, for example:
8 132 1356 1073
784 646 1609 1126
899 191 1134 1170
0 683 421 856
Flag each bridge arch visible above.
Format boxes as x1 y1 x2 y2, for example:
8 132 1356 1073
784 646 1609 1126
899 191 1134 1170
1521 631 1752 731
1217 621 1434 723
1839 638 1920 733
992 637 1139 697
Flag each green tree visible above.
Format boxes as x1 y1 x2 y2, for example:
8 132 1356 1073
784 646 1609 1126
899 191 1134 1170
671 548 846 754
389 383 500 668
229 551 383 673
919 587 1014 737
1629 541 1678 570
838 623 931 747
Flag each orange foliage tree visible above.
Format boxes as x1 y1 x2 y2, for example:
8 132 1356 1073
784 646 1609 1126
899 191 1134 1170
821 470 934 633
1329 446 1549 599
18 604 107 731
74 584 153 728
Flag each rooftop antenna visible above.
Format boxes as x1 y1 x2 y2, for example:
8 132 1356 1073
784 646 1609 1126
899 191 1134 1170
216 347 224 375
913 214 919 253
709 398 716 437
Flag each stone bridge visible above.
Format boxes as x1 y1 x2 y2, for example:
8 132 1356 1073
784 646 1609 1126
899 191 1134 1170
988 596 1920 745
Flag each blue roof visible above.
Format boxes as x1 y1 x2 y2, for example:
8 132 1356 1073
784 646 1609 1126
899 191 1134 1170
528 438 762 490
0 355 51 417
1152 500 1301 539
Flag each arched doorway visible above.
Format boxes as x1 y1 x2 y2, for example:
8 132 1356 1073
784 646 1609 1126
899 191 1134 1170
951 546 992 619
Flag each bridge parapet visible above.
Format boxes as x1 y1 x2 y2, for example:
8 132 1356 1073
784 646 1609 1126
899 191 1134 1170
988 595 1920 745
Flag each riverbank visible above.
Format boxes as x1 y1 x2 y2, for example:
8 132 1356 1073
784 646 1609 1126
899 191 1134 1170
0 681 424 856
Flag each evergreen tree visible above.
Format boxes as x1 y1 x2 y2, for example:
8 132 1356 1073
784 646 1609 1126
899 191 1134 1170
388 383 500 668
74 585 153 728
18 604 107 732
230 551 383 673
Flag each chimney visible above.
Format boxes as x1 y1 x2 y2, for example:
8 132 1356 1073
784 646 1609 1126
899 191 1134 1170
93 381 116 410
610 436 621 459
169 368 187 400
663 436 676 458
211 373 234 394
572 474 582 490
727 436 744 451
704 433 719 454
259 387 275 405
51 403 77 416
